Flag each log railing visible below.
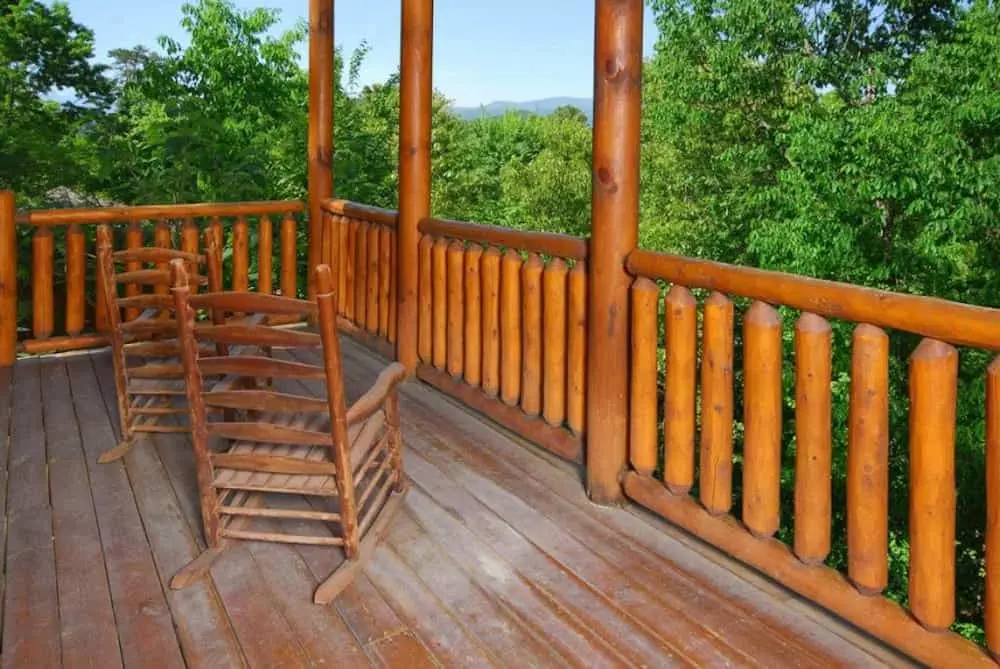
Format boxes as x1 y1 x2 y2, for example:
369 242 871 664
8 187 1000 665
623 248 1000 668
321 199 398 360
414 217 589 461
6 198 305 358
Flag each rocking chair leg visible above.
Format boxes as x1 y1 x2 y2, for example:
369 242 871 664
313 485 409 605
98 437 135 464
170 546 228 590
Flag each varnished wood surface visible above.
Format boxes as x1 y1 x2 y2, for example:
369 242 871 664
1 341 913 668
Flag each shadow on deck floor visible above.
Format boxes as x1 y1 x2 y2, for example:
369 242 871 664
0 339 914 668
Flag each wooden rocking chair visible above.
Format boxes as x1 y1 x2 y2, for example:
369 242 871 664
168 259 409 604
96 223 224 463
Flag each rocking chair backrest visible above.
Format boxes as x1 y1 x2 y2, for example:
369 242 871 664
95 223 224 455
169 260 361 552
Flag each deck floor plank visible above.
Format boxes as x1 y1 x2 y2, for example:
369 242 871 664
3 361 61 669
65 356 186 669
125 436 247 667
244 531 373 668
383 374 849 667
90 356 320 669
336 343 899 666
40 359 123 669
1 344 912 668
385 510 568 668
0 365 14 648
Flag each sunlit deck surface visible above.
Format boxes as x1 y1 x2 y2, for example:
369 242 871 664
0 338 913 668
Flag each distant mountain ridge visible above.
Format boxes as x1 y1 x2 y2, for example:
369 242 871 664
451 96 593 123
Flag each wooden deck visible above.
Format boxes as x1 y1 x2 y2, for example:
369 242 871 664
0 338 913 668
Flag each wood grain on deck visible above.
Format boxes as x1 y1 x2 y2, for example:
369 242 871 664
0 342 913 668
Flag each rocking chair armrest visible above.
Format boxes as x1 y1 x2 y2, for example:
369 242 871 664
346 363 408 426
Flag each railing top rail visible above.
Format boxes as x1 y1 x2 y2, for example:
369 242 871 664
628 248 1000 351
420 216 589 261
16 199 305 226
320 199 398 227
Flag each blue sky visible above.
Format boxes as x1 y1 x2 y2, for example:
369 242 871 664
66 0 659 107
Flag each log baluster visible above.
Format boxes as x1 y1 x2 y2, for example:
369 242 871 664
988 358 1000 658
500 250 522 406
481 247 501 397
155 218 172 249
629 277 659 475
388 228 398 344
464 244 483 387
543 258 568 427
0 192 15 366
567 261 587 435
209 216 223 286
908 338 958 631
280 213 297 299
258 215 273 295
431 237 448 370
521 253 543 416
32 226 54 339
446 240 465 377
344 217 357 319
355 221 369 328
847 324 890 595
94 229 109 333
699 292 734 515
366 223 380 333
181 217 199 256
334 215 345 312
418 235 433 363
232 215 249 293
794 313 832 564
65 224 85 336
379 225 392 338
123 222 143 321
742 301 783 538
663 285 696 494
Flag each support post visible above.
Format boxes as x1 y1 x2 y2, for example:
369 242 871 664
0 191 15 366
586 0 643 504
397 0 433 372
307 0 335 301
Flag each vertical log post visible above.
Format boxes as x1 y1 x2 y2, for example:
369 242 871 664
258 215 274 295
987 357 1000 658
847 324 890 595
567 261 587 435
481 247 501 396
908 338 958 631
663 285 696 494
308 0 334 301
32 226 54 339
699 292 734 515
0 191 15 366
629 278 659 476
521 253 544 417
446 240 465 378
742 301 783 538
794 313 832 564
124 222 143 321
464 243 483 388
418 235 433 362
543 258 568 427
398 0 433 371
588 0 643 504
65 224 85 336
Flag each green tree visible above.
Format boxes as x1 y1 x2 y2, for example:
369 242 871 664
0 0 110 201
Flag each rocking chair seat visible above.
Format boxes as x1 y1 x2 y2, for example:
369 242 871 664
209 408 389 497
